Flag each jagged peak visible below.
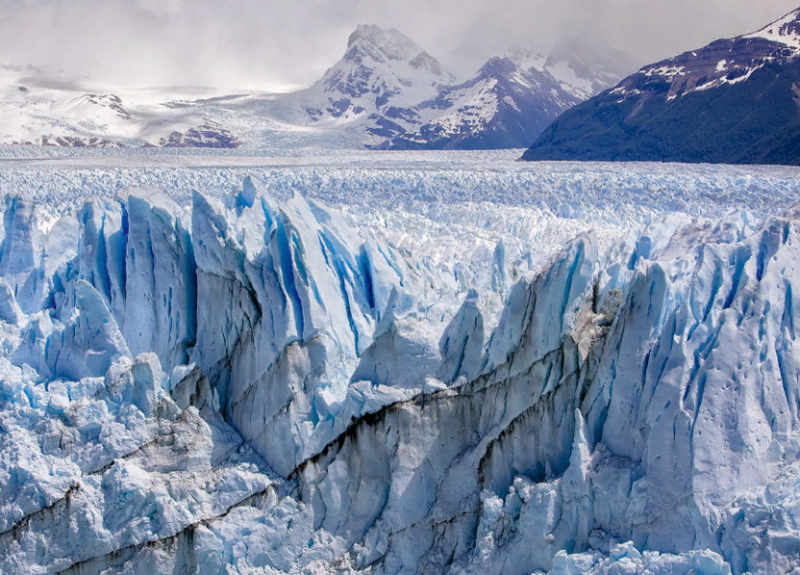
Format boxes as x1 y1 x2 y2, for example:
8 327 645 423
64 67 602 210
476 56 520 78
345 24 423 62
506 43 549 71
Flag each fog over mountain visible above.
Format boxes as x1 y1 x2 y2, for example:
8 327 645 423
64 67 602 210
0 0 797 89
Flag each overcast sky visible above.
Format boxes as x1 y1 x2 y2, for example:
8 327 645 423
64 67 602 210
1 0 798 89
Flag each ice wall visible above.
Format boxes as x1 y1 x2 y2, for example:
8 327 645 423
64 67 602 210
0 180 798 574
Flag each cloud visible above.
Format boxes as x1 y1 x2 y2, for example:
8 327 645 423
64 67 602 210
0 0 795 88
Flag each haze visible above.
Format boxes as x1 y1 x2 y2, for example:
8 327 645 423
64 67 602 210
1 0 797 89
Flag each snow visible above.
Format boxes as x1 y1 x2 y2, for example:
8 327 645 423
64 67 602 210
507 45 550 74
411 79 501 139
275 24 456 137
645 65 686 78
693 66 758 93
744 8 800 50
545 61 597 97
614 9 800 103
0 148 799 573
507 41 635 101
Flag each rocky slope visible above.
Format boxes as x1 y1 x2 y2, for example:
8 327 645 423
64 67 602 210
523 7 800 165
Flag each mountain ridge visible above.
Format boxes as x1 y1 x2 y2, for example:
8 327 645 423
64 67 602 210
0 24 635 151
375 56 581 150
522 6 800 165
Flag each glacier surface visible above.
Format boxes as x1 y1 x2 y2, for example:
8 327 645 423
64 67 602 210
0 149 798 574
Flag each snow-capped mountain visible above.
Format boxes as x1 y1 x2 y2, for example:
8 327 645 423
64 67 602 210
215 25 594 150
378 57 580 150
0 65 241 148
0 25 636 151
291 24 455 125
524 6 800 164
1 157 800 573
289 26 632 149
542 37 641 99
508 37 638 101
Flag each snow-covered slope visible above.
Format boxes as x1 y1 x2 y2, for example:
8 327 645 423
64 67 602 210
611 7 800 101
290 24 455 127
0 65 243 148
0 153 799 573
269 25 582 149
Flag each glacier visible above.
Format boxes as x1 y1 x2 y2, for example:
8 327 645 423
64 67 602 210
0 151 798 574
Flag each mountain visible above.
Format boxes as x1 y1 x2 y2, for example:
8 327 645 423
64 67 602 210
0 64 241 148
523 7 800 165
251 25 595 150
509 37 640 100
0 25 636 151
291 24 455 126
377 57 580 150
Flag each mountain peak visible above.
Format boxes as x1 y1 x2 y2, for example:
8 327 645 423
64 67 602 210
506 44 549 72
545 36 640 83
346 24 422 62
347 24 387 48
476 57 519 78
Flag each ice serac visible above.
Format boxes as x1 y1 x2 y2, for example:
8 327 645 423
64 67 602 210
46 279 131 381
188 182 443 477
438 289 484 385
0 196 44 313
288 215 800 574
0 278 24 325
122 188 196 373
295 235 598 573
78 198 128 325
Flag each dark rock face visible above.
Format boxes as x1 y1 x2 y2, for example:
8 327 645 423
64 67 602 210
38 136 115 147
523 8 800 165
84 94 131 120
160 123 240 148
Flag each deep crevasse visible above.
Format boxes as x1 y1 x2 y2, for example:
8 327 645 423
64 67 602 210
0 179 797 574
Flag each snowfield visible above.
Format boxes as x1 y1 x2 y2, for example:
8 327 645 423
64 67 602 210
0 147 799 574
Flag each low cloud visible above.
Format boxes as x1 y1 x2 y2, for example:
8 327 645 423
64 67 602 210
0 0 796 88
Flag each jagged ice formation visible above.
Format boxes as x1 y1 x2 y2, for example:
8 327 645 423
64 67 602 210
0 172 798 574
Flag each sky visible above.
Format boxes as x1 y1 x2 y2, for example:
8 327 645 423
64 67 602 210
0 0 798 89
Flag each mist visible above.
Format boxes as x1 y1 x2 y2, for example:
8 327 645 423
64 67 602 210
0 0 797 89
